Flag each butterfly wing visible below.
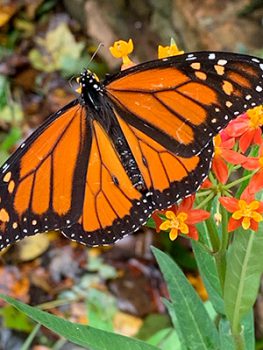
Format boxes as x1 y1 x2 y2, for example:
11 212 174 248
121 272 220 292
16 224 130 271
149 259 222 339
62 118 213 246
0 100 91 249
105 51 263 157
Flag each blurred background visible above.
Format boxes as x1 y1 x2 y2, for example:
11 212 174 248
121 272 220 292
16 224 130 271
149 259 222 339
0 0 262 349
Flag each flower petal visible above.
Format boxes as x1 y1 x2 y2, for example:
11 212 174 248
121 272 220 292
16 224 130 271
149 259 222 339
228 217 241 232
242 157 260 170
165 211 176 220
169 228 178 240
219 197 239 212
251 211 263 222
222 149 246 164
242 217 251 230
245 171 263 194
180 222 189 234
188 226 199 240
225 115 249 137
160 220 171 231
239 129 255 153
152 212 163 232
232 210 243 220
212 156 228 184
178 195 195 212
250 220 259 231
186 209 210 224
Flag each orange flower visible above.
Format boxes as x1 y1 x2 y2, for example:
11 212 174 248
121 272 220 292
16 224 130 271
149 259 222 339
158 38 184 59
109 39 135 69
212 132 246 184
225 106 263 152
242 143 263 195
152 195 210 241
219 192 263 232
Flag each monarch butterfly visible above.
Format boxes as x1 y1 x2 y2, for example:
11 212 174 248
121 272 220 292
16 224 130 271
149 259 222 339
0 50 262 249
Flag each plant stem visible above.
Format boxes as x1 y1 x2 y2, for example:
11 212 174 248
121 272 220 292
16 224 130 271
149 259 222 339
214 207 229 290
232 327 246 350
225 172 255 190
195 192 215 209
205 216 220 252
21 323 41 350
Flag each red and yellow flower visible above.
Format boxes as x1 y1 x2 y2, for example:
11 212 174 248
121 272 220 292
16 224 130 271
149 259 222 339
219 192 263 232
152 195 210 241
225 106 263 152
212 132 246 184
242 143 263 195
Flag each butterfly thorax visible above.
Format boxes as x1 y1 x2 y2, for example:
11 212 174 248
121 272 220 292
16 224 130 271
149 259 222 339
79 70 104 109
79 69 146 192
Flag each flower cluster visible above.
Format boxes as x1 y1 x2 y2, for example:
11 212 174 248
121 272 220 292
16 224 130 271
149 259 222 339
109 39 263 241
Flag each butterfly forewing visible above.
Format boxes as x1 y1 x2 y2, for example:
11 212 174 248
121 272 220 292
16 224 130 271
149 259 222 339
106 51 263 157
0 101 91 248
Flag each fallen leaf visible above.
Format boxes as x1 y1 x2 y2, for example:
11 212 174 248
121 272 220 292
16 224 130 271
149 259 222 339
113 311 143 337
29 22 85 74
16 234 50 261
0 3 18 27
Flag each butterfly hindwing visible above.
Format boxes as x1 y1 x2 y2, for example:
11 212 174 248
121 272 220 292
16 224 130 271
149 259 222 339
62 119 152 246
62 116 214 246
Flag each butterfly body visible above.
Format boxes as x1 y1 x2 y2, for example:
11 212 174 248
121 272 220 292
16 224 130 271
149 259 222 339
0 51 262 249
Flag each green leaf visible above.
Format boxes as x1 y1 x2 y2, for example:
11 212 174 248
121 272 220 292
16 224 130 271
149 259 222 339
136 314 171 341
86 289 116 332
192 241 224 314
146 328 181 350
218 310 254 350
162 299 188 350
242 310 255 350
224 223 263 333
0 294 158 350
152 247 219 350
0 305 34 332
218 317 235 350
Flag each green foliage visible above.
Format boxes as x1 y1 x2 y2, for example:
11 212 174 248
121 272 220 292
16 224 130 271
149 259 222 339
152 247 219 350
224 224 263 332
0 231 262 350
86 289 117 332
0 305 34 332
0 294 158 350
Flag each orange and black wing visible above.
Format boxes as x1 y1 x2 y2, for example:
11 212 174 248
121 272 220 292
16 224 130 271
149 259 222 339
0 100 91 249
62 118 213 246
105 51 263 157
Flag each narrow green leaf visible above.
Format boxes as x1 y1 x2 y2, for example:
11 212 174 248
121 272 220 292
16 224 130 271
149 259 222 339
192 241 224 314
219 317 235 350
224 223 263 333
162 298 188 350
242 310 255 350
152 247 219 350
219 310 254 350
0 294 158 350
146 328 181 350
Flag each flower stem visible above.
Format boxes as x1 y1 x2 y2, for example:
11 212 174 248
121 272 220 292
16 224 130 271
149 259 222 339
225 171 255 190
195 192 215 209
232 327 246 350
214 206 229 290
196 190 213 198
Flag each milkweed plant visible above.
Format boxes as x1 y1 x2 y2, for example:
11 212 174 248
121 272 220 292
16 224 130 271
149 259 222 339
1 39 263 350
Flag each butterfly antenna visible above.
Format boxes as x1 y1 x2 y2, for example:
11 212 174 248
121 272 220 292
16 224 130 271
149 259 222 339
87 43 104 67
69 75 77 90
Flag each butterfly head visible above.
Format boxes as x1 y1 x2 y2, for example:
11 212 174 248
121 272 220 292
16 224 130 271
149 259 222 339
77 69 104 107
